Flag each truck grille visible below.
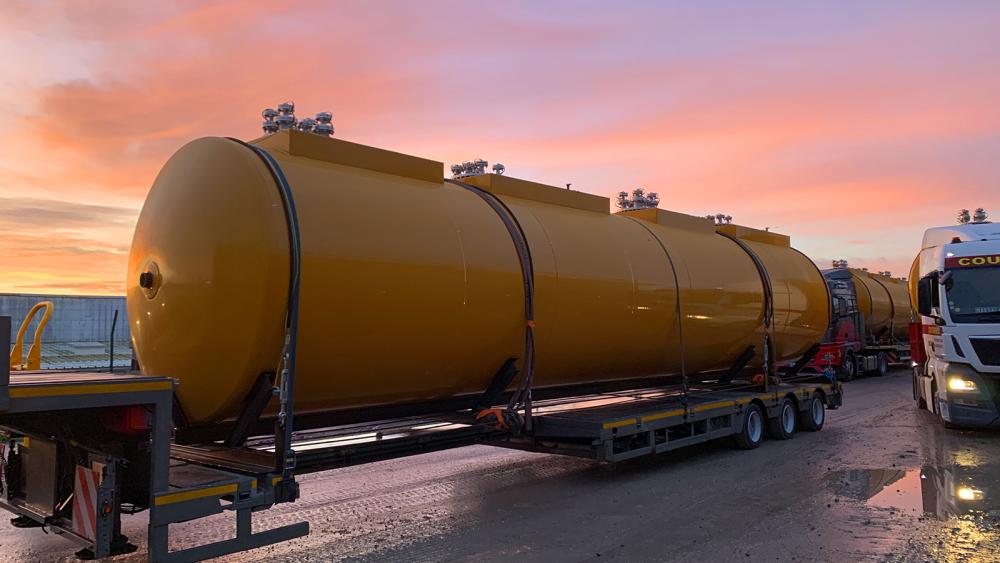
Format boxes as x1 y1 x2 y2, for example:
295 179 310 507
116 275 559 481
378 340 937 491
971 339 1000 366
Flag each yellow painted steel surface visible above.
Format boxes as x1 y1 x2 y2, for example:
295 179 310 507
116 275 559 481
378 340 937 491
128 131 829 426
880 275 912 339
715 224 830 359
849 269 911 340
908 256 921 314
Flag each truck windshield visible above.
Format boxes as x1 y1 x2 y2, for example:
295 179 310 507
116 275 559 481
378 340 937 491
946 266 1000 323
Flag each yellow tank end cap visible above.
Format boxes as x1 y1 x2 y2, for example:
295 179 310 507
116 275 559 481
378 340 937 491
715 224 790 247
254 130 443 184
462 174 610 214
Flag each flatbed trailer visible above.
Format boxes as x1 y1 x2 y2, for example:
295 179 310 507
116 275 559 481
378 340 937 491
0 316 842 561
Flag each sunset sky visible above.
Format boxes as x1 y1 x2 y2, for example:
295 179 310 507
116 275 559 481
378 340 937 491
2 1 999 295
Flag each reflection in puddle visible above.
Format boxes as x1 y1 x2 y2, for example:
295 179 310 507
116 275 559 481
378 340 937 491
828 467 997 521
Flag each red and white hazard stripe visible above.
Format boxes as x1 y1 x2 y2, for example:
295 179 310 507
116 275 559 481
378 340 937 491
72 465 100 541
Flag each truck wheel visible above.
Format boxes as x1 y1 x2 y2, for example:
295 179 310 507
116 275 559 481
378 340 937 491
767 397 797 439
913 366 927 409
800 392 826 431
734 404 765 449
839 351 856 382
874 352 888 377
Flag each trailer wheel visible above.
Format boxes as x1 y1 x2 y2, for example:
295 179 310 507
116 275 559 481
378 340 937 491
800 392 825 431
734 404 765 449
839 351 856 382
874 352 888 377
767 397 797 439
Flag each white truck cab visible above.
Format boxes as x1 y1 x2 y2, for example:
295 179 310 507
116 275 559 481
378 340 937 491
912 218 1000 427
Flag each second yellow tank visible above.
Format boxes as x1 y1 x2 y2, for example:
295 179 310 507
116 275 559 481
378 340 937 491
849 269 911 341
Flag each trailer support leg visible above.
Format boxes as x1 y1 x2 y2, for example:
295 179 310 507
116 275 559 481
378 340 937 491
782 343 821 380
148 393 173 563
472 358 519 412
224 372 276 447
719 345 756 383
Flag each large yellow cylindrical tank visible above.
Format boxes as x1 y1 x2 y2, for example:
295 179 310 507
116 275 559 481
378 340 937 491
879 275 912 340
849 269 911 341
128 131 829 427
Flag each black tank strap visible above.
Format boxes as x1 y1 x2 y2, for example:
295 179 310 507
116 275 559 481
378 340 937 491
717 231 776 382
446 179 537 430
227 137 301 483
625 217 689 399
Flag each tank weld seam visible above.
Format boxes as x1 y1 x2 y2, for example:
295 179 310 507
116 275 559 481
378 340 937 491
623 217 689 403
445 179 536 431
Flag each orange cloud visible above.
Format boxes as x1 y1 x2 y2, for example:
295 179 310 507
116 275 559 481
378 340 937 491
1 2 999 293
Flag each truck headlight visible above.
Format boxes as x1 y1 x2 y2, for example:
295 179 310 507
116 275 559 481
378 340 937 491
948 377 978 392
957 486 984 501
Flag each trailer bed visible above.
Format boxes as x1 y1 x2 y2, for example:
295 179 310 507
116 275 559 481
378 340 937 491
0 323 841 562
528 383 840 461
168 381 841 471
0 371 173 412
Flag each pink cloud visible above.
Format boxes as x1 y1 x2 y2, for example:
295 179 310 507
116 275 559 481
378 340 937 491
1 2 999 294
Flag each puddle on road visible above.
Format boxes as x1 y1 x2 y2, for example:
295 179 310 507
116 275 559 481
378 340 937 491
827 467 1000 521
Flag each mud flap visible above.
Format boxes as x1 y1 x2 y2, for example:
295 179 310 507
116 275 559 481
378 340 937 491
937 394 951 422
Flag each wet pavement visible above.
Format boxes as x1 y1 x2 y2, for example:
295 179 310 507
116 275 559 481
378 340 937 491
2 368 999 562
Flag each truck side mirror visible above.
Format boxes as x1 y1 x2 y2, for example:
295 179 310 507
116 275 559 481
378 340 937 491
917 274 938 317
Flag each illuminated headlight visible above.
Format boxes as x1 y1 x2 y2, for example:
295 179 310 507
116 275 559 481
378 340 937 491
948 377 978 392
956 486 984 501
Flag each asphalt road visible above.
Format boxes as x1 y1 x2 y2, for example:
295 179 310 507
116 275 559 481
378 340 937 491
5 369 999 562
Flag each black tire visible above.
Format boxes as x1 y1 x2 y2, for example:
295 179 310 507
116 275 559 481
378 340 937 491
838 351 856 382
734 403 765 449
767 397 797 439
800 392 826 431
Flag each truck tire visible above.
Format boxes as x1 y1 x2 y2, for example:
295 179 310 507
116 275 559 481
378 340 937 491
733 404 765 449
800 392 826 431
839 351 856 382
767 397 797 440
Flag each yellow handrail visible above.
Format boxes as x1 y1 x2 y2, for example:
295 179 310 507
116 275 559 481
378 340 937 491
9 301 53 371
